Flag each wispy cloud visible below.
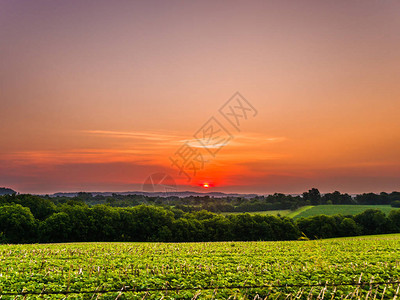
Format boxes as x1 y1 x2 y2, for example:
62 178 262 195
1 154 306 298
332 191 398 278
82 130 183 142
181 133 287 150
1 149 156 165
234 133 287 144
83 130 286 145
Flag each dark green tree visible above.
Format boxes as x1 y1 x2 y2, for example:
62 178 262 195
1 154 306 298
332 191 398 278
339 217 362 236
354 209 390 235
39 212 71 242
388 209 400 232
0 204 37 243
302 188 321 205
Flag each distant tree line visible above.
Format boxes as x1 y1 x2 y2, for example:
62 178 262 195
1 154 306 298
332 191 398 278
38 189 400 213
1 193 400 244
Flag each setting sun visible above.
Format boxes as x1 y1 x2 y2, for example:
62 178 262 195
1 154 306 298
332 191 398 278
203 183 210 188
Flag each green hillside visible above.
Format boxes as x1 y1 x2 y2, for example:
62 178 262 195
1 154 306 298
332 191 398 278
294 204 394 219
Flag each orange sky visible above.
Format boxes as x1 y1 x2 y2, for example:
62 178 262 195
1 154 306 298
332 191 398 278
1 1 400 194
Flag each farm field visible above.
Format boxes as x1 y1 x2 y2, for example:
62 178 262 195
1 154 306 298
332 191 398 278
221 205 393 220
221 206 314 217
286 206 314 218
1 234 400 299
293 205 394 219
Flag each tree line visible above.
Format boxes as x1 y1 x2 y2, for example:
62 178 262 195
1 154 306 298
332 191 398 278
1 194 400 244
36 189 400 213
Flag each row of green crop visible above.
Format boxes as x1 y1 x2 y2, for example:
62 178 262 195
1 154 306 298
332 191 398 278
1 236 400 298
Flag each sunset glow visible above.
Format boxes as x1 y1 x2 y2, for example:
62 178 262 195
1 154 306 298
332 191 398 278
1 1 400 194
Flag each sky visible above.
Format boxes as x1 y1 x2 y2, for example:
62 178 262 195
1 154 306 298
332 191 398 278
1 0 400 194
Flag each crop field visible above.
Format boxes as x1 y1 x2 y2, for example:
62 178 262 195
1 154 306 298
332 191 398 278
1 234 400 299
220 206 313 217
221 205 393 220
293 205 394 219
286 206 314 218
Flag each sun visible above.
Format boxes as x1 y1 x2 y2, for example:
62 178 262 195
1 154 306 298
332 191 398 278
199 181 213 189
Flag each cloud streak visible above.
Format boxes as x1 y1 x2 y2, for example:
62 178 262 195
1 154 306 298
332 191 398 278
82 130 183 142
